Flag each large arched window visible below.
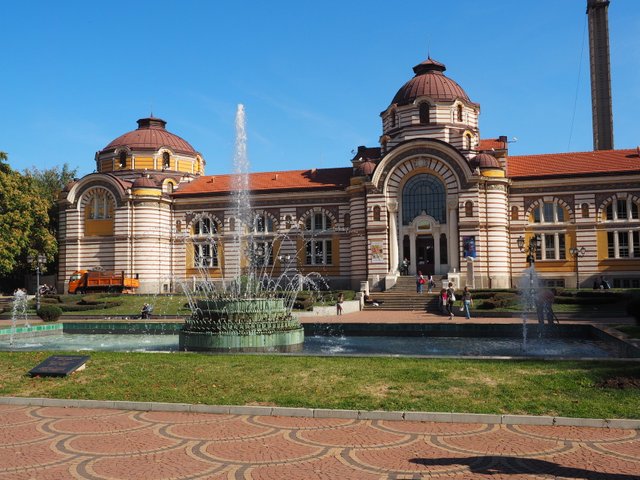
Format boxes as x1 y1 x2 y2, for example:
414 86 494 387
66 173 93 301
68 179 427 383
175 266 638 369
85 189 114 220
601 195 640 258
402 174 446 225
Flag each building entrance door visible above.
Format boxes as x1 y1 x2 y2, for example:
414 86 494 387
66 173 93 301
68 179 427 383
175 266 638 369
416 235 434 275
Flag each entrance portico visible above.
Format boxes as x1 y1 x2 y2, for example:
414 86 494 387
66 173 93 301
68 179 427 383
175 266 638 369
401 214 449 275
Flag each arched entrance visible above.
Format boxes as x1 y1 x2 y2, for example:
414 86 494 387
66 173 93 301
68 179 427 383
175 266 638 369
401 214 449 275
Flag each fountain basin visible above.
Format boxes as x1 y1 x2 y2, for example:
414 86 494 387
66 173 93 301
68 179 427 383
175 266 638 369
179 298 304 352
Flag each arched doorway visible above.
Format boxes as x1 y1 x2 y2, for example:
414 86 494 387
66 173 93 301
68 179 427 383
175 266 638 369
400 174 449 275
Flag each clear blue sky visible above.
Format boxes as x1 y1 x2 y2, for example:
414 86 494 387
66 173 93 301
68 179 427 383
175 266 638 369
1 0 638 178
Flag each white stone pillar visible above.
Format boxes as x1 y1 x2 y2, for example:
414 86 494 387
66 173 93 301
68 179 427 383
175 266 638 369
434 232 441 274
387 200 399 274
448 200 459 271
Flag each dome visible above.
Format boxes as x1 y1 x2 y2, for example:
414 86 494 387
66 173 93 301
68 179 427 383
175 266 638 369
391 58 470 106
101 117 197 155
470 153 501 170
132 176 159 189
357 160 377 176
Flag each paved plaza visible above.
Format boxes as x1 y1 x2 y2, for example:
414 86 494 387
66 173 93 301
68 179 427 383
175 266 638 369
0 401 638 480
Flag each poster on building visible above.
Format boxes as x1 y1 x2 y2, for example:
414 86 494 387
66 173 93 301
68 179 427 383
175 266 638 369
463 236 477 258
370 241 385 263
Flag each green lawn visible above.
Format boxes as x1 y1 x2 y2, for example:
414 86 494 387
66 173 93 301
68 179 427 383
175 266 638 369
1 352 638 419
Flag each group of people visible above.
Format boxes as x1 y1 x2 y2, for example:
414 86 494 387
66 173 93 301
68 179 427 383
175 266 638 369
415 271 436 294
438 282 474 319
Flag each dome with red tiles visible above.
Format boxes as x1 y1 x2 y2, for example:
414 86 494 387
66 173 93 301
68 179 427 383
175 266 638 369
132 176 159 189
101 117 197 155
391 58 470 106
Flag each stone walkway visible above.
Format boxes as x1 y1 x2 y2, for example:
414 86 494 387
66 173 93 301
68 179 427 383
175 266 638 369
1 402 639 479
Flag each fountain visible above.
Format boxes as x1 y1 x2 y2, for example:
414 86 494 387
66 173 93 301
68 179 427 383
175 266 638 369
517 266 542 351
178 105 305 352
9 289 29 345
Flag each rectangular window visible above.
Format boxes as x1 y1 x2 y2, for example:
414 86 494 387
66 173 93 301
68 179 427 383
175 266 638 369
619 232 629 257
254 241 273 266
194 244 218 268
534 234 542 261
305 240 332 265
617 199 627 220
633 231 640 258
543 203 554 223
556 205 564 222
607 231 615 258
632 203 639 220
544 234 555 260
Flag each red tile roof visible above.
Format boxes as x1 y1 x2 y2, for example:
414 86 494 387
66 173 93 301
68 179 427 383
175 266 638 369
507 149 640 179
174 167 353 196
478 138 507 152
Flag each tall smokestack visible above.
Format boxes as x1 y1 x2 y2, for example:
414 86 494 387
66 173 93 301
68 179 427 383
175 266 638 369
587 0 614 150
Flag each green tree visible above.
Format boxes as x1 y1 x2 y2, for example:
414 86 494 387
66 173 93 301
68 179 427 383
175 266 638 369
24 163 78 238
0 155 56 280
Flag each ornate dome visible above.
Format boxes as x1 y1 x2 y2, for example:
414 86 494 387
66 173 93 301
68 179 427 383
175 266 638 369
391 58 470 106
101 117 197 155
470 153 501 170
132 176 159 189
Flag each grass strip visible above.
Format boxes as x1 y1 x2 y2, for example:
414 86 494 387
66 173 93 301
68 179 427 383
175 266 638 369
1 352 638 419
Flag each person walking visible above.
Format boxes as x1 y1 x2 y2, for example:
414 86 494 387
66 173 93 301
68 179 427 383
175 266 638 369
427 274 434 293
461 286 473 319
446 282 456 319
336 292 344 315
416 271 425 293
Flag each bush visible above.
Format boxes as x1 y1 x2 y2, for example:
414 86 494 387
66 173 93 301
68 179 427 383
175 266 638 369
476 300 497 310
37 305 62 322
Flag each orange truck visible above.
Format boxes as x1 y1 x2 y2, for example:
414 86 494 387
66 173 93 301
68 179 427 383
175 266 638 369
68 270 140 294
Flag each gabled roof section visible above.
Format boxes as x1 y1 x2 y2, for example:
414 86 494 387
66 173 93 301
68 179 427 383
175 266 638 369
173 167 353 196
508 149 640 179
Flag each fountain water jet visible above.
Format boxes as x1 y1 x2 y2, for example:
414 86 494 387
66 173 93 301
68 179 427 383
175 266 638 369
178 105 305 352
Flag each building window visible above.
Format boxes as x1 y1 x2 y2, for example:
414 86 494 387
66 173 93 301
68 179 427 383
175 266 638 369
464 134 472 150
252 241 274 267
162 152 170 169
532 201 566 224
604 197 639 221
465 201 473 217
581 203 589 218
419 103 430 124
119 151 127 168
86 190 114 219
194 243 218 268
193 216 218 235
305 240 332 265
457 104 463 122
343 213 350 229
607 230 640 258
373 205 381 221
511 206 519 221
305 212 332 231
439 233 448 264
253 213 274 233
402 174 446 225
533 233 566 261
390 109 397 129
284 215 292 229
176 220 182 232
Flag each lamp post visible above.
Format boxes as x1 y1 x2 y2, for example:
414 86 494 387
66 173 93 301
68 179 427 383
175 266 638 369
517 235 541 267
569 246 587 289
27 254 47 311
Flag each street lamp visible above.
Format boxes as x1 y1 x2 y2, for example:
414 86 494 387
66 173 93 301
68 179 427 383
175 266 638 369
517 235 541 267
27 254 47 311
569 246 587 289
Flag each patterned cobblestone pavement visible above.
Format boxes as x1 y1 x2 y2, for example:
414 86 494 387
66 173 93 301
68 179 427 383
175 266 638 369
1 404 638 479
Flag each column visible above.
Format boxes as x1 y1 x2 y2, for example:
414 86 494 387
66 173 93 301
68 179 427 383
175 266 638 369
409 231 416 275
387 200 399 274
447 199 459 271
434 232 441 274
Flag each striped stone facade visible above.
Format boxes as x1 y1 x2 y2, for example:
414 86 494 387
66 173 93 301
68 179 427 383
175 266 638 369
57 58 640 294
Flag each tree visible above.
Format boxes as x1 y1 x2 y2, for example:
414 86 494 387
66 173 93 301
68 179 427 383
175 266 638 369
24 163 78 239
0 155 56 282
